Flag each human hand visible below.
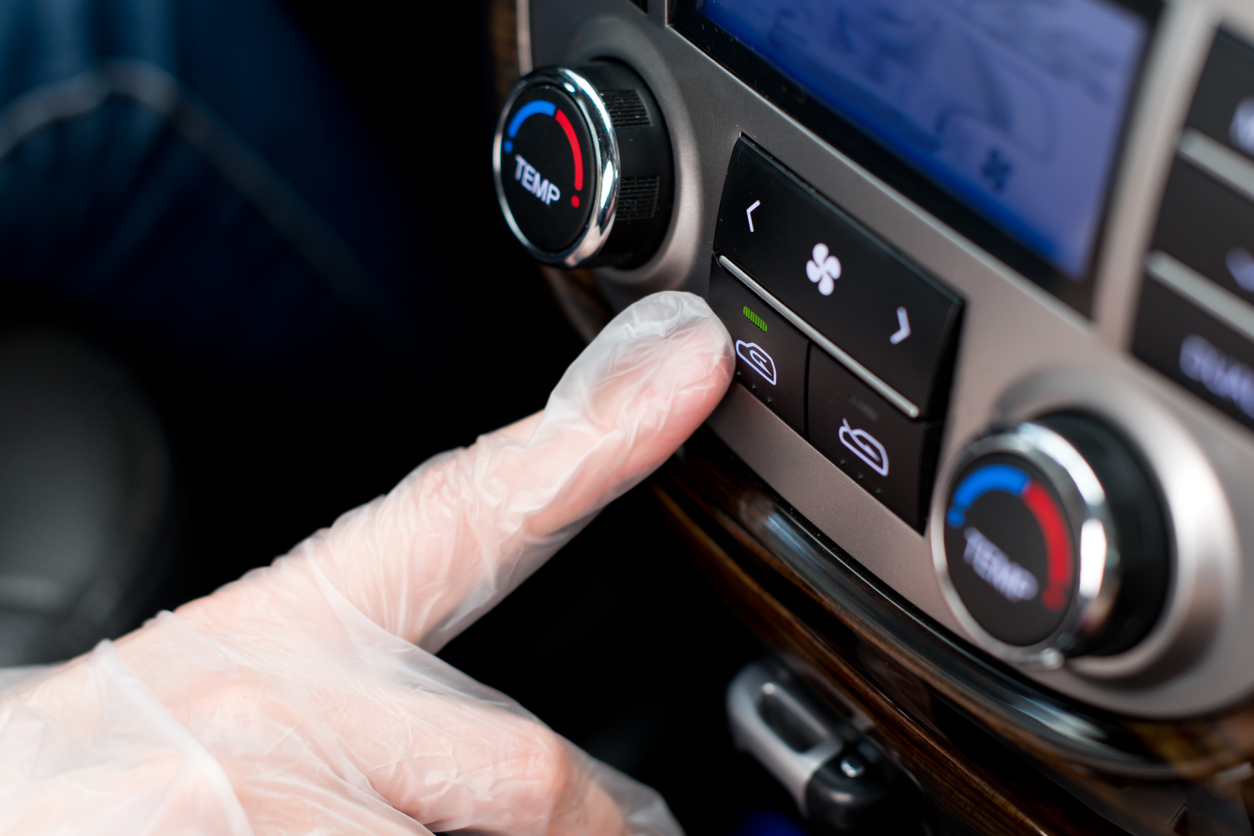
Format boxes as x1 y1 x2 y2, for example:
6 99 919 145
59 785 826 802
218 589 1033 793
0 291 733 836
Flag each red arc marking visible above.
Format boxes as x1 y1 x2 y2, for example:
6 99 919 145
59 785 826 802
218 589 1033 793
1022 481 1073 611
554 109 583 192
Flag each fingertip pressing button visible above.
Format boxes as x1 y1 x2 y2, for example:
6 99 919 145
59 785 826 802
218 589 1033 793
708 259 808 434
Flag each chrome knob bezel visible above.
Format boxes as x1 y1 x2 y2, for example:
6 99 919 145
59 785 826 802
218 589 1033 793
932 422 1123 669
492 67 620 269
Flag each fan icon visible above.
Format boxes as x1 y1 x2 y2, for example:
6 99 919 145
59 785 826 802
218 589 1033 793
806 243 841 296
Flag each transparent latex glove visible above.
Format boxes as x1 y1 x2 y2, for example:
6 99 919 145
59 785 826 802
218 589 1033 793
0 291 733 836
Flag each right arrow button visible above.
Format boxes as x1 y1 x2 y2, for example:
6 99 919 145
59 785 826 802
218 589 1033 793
890 307 911 345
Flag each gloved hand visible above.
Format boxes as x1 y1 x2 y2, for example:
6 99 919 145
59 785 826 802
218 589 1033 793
0 291 733 836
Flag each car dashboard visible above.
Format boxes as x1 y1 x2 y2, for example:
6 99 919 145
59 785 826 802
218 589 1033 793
484 0 1254 833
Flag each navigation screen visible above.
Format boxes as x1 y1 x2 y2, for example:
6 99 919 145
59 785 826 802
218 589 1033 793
700 0 1150 279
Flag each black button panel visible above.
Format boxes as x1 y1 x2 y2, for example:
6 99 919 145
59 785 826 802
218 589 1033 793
1133 278 1254 433
714 139 963 419
706 139 962 531
1153 161 1254 304
708 259 808 434
1186 29 1254 166
808 349 941 531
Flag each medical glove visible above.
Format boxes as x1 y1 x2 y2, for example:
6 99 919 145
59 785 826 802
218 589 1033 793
0 291 734 836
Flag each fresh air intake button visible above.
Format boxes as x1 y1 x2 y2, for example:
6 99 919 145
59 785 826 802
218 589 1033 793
714 138 963 420
708 259 808 434
1152 160 1254 303
807 348 941 532
1185 29 1254 166
1133 277 1254 434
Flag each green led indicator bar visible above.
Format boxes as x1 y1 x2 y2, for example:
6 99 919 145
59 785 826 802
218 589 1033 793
742 305 767 333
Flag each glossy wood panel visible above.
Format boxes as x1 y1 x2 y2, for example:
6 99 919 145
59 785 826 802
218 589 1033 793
649 429 1254 835
650 436 1121 833
488 0 521 103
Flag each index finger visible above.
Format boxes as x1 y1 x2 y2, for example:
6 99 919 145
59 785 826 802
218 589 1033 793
305 291 732 649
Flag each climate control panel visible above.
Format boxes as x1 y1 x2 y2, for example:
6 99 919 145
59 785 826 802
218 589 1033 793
500 0 1254 720
707 139 962 530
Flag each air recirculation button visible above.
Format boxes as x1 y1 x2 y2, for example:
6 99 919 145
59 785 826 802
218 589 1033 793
935 413 1170 669
492 62 673 269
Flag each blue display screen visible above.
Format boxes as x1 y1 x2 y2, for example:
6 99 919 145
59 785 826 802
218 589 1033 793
701 0 1150 279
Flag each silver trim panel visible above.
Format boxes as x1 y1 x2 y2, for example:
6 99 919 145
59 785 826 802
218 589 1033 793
527 0 1254 718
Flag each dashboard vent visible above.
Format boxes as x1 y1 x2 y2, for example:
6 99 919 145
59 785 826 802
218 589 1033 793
601 90 651 128
617 175 660 221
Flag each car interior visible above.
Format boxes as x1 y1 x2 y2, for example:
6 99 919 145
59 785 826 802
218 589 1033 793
4 0 1254 834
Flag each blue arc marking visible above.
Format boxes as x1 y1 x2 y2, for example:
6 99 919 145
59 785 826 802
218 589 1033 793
507 100 557 138
948 464 1030 527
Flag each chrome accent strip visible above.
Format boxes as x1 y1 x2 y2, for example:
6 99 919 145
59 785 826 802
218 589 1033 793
718 254 921 419
1178 128 1254 205
1146 250 1254 341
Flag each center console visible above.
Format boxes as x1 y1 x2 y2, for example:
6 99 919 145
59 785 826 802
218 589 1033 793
491 0 1254 831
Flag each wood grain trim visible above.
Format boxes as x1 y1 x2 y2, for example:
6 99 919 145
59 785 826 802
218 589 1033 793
487 0 522 104
650 482 1125 835
644 430 1254 833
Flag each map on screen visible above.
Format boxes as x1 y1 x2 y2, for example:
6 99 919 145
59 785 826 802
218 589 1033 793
702 0 1149 278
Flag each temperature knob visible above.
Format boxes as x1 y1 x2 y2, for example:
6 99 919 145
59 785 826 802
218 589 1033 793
493 62 673 269
935 413 1170 668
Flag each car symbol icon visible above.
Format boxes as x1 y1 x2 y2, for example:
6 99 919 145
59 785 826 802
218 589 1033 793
735 340 777 385
839 419 889 477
